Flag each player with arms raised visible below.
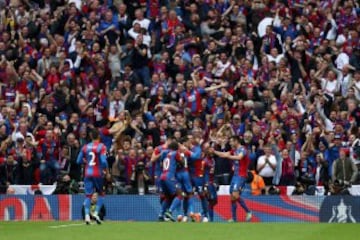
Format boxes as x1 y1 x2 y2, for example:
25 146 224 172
77 128 110 225
212 136 252 222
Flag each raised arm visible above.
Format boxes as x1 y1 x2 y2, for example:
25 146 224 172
150 150 161 163
156 103 179 112
221 1 235 18
213 149 244 161
130 121 144 136
204 82 228 92
315 97 333 131
182 145 202 160
314 61 328 80
30 69 44 86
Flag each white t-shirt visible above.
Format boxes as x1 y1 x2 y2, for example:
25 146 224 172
133 18 151 32
128 28 152 46
335 52 349 70
257 155 277 178
214 61 231 78
266 54 284 65
321 78 338 96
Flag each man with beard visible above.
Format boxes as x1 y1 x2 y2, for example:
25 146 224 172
211 136 252 222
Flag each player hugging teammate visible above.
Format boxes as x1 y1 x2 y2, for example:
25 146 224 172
150 137 218 223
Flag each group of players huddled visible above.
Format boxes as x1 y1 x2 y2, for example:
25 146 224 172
150 134 252 223
77 128 251 224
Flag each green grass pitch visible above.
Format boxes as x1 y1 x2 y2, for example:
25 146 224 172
1 221 358 240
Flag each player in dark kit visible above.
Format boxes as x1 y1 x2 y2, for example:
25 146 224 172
77 129 110 225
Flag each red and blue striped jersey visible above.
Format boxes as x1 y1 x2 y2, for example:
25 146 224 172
77 141 108 178
191 158 205 178
181 88 205 115
185 145 203 177
204 156 215 184
160 150 182 180
37 139 59 162
230 147 249 178
154 144 168 155
154 144 168 175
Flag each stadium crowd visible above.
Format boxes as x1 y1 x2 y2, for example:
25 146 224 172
0 0 360 196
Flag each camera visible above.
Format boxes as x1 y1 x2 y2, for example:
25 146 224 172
268 186 280 195
330 180 351 195
135 162 145 172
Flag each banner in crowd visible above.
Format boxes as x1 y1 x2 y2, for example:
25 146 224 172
1 195 360 223
8 185 57 195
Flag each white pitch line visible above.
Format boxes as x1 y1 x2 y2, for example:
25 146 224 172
48 223 85 229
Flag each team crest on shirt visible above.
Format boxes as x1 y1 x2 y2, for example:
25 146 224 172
188 95 196 102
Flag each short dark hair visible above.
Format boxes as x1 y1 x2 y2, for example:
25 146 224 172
180 136 189 144
166 136 175 142
230 135 241 143
168 141 179 150
90 128 100 140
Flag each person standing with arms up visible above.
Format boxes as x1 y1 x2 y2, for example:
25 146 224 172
211 136 252 222
77 128 110 225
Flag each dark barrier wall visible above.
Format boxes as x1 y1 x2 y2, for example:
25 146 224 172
0 195 359 223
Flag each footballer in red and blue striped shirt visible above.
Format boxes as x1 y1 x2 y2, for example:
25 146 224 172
77 129 110 225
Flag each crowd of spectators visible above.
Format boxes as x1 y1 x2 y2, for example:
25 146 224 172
0 0 360 195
